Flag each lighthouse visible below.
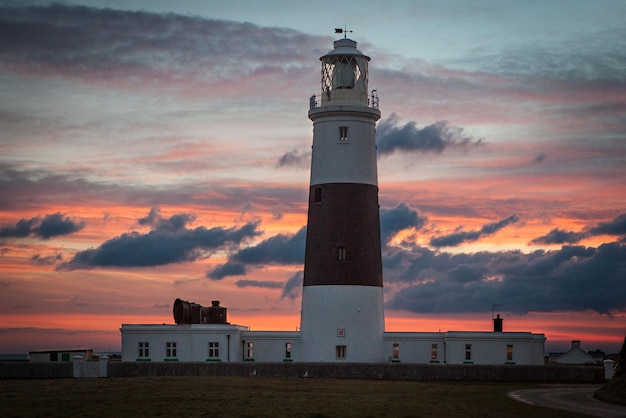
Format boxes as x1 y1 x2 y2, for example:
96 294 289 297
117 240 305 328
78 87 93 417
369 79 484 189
300 36 384 362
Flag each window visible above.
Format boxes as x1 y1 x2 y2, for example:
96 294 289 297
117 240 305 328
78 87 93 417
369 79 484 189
208 342 219 358
285 342 292 359
339 126 348 141
50 352 58 362
336 345 346 360
166 342 177 358
247 342 254 359
465 344 472 361
314 187 322 203
337 246 347 261
392 343 399 360
138 342 149 358
507 344 514 362
431 344 438 360
337 328 345 337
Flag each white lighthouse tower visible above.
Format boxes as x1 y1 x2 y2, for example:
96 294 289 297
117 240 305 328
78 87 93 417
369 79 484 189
300 36 384 362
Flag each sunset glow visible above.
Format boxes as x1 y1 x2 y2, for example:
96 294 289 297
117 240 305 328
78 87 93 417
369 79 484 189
1 1 625 356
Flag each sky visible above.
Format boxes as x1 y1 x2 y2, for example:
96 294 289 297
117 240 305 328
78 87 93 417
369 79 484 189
1 0 625 355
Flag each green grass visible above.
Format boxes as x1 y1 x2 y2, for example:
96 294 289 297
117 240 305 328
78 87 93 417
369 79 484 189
0 376 588 417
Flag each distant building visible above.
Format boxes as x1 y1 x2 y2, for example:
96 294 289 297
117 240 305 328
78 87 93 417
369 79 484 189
121 37 546 366
553 341 599 364
29 348 93 362
0 354 29 361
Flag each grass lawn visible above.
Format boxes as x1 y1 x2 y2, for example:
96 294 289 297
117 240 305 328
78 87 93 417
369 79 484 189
0 376 588 417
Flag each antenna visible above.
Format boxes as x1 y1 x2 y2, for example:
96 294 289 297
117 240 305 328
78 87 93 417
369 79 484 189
491 303 503 319
334 26 353 39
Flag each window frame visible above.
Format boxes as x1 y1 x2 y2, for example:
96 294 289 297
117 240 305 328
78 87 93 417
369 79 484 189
506 344 514 362
336 345 347 360
338 126 349 142
246 342 254 359
138 342 150 358
208 341 220 359
285 342 292 359
465 344 472 361
166 341 177 358
337 246 347 261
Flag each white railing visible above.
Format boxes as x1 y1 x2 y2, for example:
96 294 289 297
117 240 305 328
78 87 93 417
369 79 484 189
309 90 379 110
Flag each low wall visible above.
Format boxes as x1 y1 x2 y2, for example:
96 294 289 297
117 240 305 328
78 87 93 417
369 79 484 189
1 361 604 382
0 361 71 379
108 362 604 383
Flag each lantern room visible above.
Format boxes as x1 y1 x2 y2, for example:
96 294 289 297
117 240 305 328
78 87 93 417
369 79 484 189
319 38 371 107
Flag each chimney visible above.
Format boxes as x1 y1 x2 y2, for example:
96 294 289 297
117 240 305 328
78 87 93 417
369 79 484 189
493 314 503 332
571 340 581 348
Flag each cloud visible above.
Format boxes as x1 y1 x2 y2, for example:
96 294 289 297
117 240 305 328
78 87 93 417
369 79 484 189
376 113 484 155
533 152 546 163
531 213 626 245
0 3 322 95
276 149 310 168
232 226 306 265
531 228 587 245
207 227 306 279
58 208 261 270
379 203 427 245
137 206 195 231
0 212 84 239
430 214 519 247
208 262 247 280
30 253 62 266
281 270 303 300
384 242 626 315
588 213 626 236
235 279 283 289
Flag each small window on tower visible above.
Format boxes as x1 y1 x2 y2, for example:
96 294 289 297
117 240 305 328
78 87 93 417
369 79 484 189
339 126 348 142
337 246 347 261
314 187 322 203
336 345 347 360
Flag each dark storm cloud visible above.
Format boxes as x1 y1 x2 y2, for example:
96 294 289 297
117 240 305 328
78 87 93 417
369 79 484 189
384 242 626 315
207 262 247 280
379 203 427 245
281 270 303 300
276 149 310 168
588 213 626 236
232 227 306 265
531 228 587 245
58 209 261 270
429 214 519 247
0 212 84 239
235 279 283 289
138 206 195 231
376 113 484 155
0 3 322 88
531 212 626 245
207 227 306 279
33 212 85 238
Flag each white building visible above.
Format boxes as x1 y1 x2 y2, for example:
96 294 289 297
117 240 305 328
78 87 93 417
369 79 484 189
121 36 545 365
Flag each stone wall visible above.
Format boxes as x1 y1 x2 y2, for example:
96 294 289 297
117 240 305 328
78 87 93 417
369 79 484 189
1 361 604 382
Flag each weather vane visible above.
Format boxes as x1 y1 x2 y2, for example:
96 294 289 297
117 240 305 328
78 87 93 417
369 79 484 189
335 26 353 39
